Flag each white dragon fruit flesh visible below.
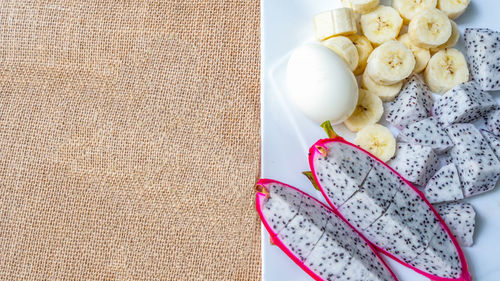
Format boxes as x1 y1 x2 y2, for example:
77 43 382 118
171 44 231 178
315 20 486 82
481 129 500 160
385 76 433 129
423 163 464 204
446 123 500 197
484 109 500 136
397 117 453 154
435 202 476 247
256 180 396 281
433 81 497 125
310 133 471 280
464 28 500 91
389 143 439 186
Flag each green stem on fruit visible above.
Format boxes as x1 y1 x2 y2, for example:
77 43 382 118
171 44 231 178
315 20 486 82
302 171 320 191
320 121 339 138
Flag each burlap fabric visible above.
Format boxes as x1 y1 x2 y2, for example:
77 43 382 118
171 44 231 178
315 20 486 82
0 1 261 280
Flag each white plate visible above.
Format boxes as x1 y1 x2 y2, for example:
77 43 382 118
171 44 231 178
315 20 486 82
261 0 500 280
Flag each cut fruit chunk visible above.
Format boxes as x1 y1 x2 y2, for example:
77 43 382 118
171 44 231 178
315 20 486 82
424 48 469 94
360 6 403 45
361 71 403 102
397 117 453 154
338 189 392 229
390 143 439 186
349 34 374 75
341 0 380 14
398 33 430 74
314 8 358 41
354 124 396 162
424 163 464 204
464 28 500 91
322 36 359 71
261 183 303 233
430 20 460 53
366 40 415 85
438 0 470 19
482 129 500 160
344 89 383 132
408 8 452 48
393 0 437 24
436 202 476 247
484 109 500 136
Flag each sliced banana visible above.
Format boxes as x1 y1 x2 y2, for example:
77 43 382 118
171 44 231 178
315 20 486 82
344 89 383 132
393 0 437 24
314 8 358 41
361 71 403 101
424 48 469 94
341 0 380 14
398 33 430 73
360 6 403 45
354 124 396 162
438 0 470 19
322 36 360 71
365 40 415 85
408 8 452 48
348 34 374 75
430 20 459 53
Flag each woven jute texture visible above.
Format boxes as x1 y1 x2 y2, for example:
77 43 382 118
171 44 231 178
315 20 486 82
0 1 261 280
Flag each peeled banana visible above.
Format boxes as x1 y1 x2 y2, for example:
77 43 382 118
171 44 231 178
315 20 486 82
360 6 403 45
341 0 380 14
361 71 403 101
424 48 469 94
408 8 452 48
344 89 384 132
314 8 358 41
398 33 430 73
393 0 437 24
348 34 374 75
437 0 470 19
322 36 360 71
366 40 416 85
430 20 459 53
354 124 396 162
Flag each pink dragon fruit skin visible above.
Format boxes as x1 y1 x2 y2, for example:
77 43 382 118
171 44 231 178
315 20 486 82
308 132 472 281
255 179 398 281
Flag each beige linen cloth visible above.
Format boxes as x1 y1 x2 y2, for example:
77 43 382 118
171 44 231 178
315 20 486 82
0 1 260 280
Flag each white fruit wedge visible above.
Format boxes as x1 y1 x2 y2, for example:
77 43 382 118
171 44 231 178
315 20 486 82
341 0 380 14
438 0 470 19
424 48 469 94
360 6 403 45
366 40 415 85
398 33 431 73
354 124 396 162
361 71 403 101
393 0 437 24
409 8 452 48
344 89 384 132
322 36 360 71
314 8 358 41
349 34 374 75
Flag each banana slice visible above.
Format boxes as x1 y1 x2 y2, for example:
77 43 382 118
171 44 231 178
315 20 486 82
408 8 452 48
314 8 358 41
361 71 403 101
344 89 383 132
322 36 360 71
437 0 470 19
430 20 459 53
365 40 415 85
393 0 437 24
341 0 380 14
360 6 403 45
348 34 374 75
354 124 396 162
398 33 430 73
424 48 469 94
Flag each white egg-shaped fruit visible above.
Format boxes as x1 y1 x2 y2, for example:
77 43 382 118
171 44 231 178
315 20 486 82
286 44 359 124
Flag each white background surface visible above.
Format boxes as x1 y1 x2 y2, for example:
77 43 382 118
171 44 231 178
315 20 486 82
261 0 500 280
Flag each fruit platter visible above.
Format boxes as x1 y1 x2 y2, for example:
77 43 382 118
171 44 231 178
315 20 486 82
260 0 500 280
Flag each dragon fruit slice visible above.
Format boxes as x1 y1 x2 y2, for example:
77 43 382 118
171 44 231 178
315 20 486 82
397 117 453 154
446 123 500 197
481 129 500 160
433 81 497 125
385 76 433 129
309 122 471 281
423 163 464 204
464 28 500 91
255 179 397 281
435 203 476 247
389 143 439 186
484 109 500 136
